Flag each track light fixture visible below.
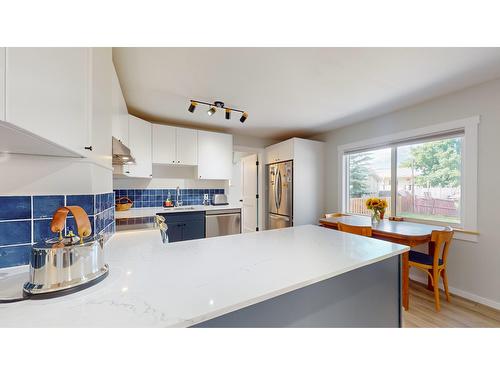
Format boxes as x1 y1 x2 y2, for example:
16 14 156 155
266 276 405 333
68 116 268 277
188 101 197 113
188 99 248 124
240 112 248 123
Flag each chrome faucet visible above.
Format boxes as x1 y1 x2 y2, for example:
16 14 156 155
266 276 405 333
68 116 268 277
175 186 182 207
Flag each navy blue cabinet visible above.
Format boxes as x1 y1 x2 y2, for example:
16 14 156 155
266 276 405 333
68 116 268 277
159 211 205 243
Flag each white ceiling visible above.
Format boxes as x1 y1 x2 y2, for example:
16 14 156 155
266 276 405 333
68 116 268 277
113 48 500 139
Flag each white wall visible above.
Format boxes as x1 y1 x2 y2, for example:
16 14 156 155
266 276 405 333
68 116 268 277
113 164 226 190
312 78 500 309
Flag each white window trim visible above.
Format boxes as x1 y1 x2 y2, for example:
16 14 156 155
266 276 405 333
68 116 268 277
338 116 479 242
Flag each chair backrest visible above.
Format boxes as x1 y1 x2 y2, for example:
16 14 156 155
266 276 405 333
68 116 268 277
338 222 372 237
325 212 350 219
430 226 454 266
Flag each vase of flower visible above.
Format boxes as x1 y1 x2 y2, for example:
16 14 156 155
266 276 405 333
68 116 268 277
365 197 388 225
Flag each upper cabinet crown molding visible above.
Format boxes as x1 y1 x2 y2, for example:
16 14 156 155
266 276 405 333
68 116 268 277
151 123 198 166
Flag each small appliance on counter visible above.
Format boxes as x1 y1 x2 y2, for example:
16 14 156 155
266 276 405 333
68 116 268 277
0 206 108 303
211 194 229 206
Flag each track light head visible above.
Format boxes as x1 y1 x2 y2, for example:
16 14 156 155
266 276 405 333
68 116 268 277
239 112 248 123
225 108 231 120
188 101 197 113
207 106 216 116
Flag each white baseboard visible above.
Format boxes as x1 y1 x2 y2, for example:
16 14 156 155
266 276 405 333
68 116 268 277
410 275 500 311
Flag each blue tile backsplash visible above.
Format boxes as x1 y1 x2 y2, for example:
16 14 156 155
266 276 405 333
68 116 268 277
114 188 225 208
0 192 115 269
0 196 31 220
33 195 65 219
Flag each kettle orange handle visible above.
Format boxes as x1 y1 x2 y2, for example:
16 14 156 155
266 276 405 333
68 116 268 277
50 206 92 239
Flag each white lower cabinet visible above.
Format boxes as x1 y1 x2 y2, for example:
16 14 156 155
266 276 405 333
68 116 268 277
126 115 152 178
5 47 91 155
197 130 233 180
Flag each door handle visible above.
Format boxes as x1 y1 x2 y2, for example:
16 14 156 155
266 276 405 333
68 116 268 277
269 213 290 221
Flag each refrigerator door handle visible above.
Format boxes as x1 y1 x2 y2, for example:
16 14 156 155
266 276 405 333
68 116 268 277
274 171 280 211
269 213 290 221
277 169 282 210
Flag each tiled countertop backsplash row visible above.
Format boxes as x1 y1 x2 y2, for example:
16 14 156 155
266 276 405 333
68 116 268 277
0 193 115 269
114 188 225 208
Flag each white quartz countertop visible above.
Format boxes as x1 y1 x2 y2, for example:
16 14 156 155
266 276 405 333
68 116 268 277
0 225 408 327
115 204 242 219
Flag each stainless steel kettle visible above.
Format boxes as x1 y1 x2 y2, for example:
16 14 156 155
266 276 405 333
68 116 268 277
23 206 109 297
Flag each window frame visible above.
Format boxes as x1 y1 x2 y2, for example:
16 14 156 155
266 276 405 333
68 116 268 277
338 116 479 242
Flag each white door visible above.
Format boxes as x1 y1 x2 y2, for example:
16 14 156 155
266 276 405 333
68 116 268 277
152 124 176 164
197 130 233 180
241 154 258 232
111 64 129 147
176 127 198 165
127 115 152 178
6 48 90 153
89 48 112 168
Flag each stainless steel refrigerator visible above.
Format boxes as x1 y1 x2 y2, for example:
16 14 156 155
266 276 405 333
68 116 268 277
267 160 293 229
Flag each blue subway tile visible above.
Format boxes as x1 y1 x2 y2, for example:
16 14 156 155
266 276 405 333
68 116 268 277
66 215 95 237
0 245 31 268
66 195 95 215
0 220 31 246
0 196 31 220
33 195 64 219
33 219 54 243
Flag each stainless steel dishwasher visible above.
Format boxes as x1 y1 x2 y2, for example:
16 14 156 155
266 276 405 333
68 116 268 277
205 208 241 238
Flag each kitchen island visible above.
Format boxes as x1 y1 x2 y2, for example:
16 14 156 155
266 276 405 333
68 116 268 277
0 225 408 327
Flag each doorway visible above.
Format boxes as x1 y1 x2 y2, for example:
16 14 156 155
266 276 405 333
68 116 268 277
229 149 263 233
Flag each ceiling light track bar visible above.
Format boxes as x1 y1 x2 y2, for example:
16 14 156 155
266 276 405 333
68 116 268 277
190 99 245 114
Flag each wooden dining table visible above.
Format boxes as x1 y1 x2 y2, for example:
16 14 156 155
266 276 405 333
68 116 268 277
319 215 445 310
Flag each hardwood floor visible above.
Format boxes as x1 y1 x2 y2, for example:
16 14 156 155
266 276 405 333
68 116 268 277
403 280 500 328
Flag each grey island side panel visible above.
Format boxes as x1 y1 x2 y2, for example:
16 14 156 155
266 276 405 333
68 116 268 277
194 255 401 328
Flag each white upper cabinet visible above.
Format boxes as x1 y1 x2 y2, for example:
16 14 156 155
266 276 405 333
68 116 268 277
265 139 294 164
5 48 90 155
0 48 5 121
88 48 112 168
197 130 233 180
111 64 129 147
152 124 197 165
176 127 198 165
126 115 152 178
152 124 176 164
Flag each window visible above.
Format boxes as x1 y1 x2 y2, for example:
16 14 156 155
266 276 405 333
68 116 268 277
340 116 478 232
396 137 462 224
346 148 392 216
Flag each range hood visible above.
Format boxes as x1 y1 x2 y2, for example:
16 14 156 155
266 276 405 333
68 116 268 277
112 137 136 165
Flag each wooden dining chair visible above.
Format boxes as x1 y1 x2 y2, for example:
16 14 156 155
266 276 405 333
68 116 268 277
408 227 454 311
337 222 372 237
324 212 350 218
